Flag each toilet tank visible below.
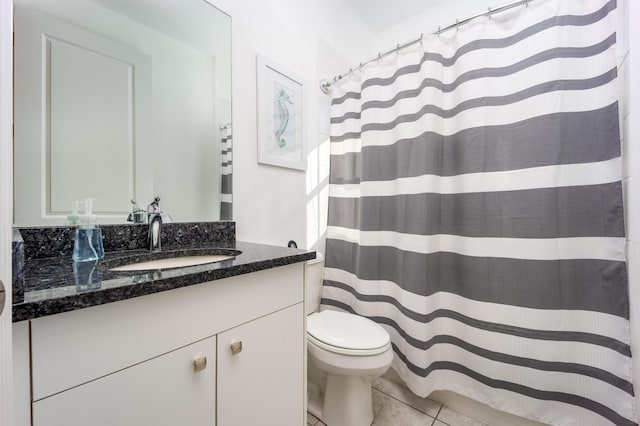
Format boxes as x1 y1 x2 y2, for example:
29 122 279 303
305 252 325 315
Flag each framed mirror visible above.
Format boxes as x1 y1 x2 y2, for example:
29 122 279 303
13 0 232 226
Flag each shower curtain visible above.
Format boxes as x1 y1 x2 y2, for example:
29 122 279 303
322 0 635 425
220 129 233 220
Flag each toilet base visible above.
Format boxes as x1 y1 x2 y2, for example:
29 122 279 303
323 374 374 426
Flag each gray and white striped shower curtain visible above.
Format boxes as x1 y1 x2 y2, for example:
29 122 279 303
322 0 635 424
220 130 232 220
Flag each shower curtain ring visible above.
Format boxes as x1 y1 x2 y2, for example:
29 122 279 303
437 26 441 37
420 33 424 46
378 52 382 63
456 19 459 31
487 7 491 17
524 0 529 7
349 68 353 78
359 62 364 73
396 44 400 55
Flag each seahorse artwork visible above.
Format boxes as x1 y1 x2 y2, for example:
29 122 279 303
276 87 293 148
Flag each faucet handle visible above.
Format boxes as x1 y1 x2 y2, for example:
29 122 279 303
147 196 161 214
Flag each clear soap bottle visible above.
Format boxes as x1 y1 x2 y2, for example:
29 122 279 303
72 199 105 262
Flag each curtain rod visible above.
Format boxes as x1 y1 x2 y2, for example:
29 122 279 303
319 0 534 94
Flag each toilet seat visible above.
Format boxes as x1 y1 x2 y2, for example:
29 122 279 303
307 310 390 356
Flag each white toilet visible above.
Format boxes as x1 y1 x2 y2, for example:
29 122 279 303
306 253 393 426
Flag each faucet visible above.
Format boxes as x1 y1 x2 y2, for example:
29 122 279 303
147 196 172 252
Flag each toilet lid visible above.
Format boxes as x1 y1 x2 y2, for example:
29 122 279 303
307 310 390 352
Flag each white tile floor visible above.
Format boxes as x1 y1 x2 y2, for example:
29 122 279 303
307 377 488 426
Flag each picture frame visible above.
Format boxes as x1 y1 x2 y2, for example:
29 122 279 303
256 54 306 171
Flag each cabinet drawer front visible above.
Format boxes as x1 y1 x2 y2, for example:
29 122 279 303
33 336 216 426
217 303 305 426
31 263 303 400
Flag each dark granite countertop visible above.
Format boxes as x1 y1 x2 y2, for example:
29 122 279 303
13 241 315 322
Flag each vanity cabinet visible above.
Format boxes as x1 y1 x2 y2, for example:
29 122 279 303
33 336 217 426
14 263 305 426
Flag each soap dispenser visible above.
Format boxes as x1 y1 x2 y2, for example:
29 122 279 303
67 200 82 226
72 199 105 262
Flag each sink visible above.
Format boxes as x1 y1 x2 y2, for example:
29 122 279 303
102 248 241 272
110 255 235 271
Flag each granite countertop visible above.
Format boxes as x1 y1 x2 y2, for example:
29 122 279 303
13 241 315 322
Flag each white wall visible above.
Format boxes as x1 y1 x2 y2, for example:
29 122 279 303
203 0 372 248
372 0 480 52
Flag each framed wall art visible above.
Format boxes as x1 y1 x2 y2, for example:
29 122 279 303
256 54 306 171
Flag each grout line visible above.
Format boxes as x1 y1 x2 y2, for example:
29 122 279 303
372 379 490 426
372 386 429 415
308 387 484 426
371 387 437 423
309 413 320 426
435 404 444 422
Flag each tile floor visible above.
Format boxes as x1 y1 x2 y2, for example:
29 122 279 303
307 377 488 426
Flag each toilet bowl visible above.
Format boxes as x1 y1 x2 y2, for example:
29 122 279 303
305 254 393 426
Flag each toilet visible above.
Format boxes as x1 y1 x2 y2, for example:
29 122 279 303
305 253 393 426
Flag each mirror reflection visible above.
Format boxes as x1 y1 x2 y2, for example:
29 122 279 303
13 0 232 226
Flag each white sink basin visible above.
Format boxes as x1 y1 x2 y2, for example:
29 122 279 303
109 254 235 271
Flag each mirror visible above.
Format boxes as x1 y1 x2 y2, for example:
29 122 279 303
13 0 232 226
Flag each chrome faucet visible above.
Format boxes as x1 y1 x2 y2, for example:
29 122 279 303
147 196 172 252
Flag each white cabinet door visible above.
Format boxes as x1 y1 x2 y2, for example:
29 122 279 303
32 336 216 426
217 303 305 426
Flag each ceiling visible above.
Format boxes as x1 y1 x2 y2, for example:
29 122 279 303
343 0 443 33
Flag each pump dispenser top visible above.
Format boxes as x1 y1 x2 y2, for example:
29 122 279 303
72 198 104 262
67 201 82 225
80 198 97 229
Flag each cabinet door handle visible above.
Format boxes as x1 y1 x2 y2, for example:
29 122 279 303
230 341 243 355
193 356 207 373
